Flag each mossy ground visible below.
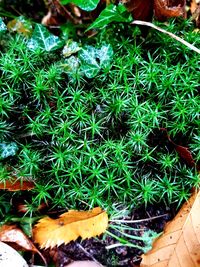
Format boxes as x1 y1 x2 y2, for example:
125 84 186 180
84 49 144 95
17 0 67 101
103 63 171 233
0 19 200 221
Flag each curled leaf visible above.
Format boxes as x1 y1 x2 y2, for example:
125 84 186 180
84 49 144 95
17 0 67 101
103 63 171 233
154 0 186 21
0 225 47 265
0 225 38 252
33 207 108 249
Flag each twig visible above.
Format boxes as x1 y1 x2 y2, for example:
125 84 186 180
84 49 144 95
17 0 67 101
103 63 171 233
77 243 103 266
109 213 169 224
106 243 143 250
131 20 200 54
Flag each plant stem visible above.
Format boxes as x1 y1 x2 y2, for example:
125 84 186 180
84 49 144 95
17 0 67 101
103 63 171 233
131 20 200 54
110 213 169 224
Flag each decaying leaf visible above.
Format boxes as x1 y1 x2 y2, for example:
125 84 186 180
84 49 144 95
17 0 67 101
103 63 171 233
123 0 154 21
160 128 195 167
154 0 186 21
0 225 37 252
0 180 35 191
123 0 186 22
0 225 47 265
7 16 32 37
191 1 200 28
33 207 108 249
175 145 195 167
141 190 200 267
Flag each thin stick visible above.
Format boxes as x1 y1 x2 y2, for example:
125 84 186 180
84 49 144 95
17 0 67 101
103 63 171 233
131 20 200 54
77 243 103 266
106 243 143 250
110 213 168 224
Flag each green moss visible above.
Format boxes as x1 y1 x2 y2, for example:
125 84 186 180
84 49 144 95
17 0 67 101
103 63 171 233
0 20 200 217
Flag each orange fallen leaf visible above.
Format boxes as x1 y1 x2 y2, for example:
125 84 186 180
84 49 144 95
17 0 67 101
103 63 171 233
141 190 200 267
0 180 35 191
33 207 108 249
0 225 47 265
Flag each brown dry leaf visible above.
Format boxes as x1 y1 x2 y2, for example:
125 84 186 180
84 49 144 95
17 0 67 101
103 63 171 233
191 2 200 28
0 225 38 252
123 0 154 21
191 0 198 13
33 207 108 249
123 0 186 21
0 225 47 265
154 0 186 21
0 180 35 191
141 190 200 267
160 128 195 167
175 145 195 167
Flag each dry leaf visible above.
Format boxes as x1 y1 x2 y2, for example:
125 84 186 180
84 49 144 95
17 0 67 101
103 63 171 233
0 225 47 265
123 0 154 21
154 0 186 21
0 225 37 252
0 180 35 191
191 0 198 13
160 128 195 167
175 145 195 167
33 207 108 249
141 190 200 267
191 4 200 28
123 0 186 22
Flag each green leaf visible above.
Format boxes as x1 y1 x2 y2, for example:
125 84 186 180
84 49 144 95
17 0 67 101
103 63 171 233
79 44 113 78
27 24 64 52
87 4 132 31
62 40 81 57
61 0 100 11
0 142 18 160
0 18 7 32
